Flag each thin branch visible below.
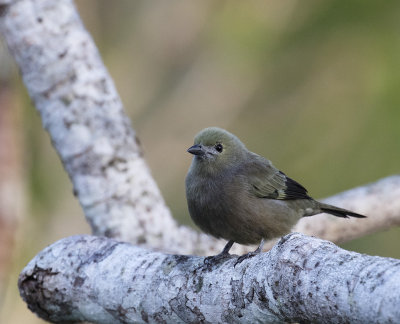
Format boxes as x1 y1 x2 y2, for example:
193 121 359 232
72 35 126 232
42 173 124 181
19 233 400 324
298 175 400 243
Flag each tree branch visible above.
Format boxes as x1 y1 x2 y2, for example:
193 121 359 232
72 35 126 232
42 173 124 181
0 0 190 251
19 233 400 324
298 175 400 243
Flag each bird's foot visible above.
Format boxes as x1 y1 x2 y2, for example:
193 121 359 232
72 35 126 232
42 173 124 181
234 251 259 266
234 239 265 266
203 240 235 266
204 252 232 266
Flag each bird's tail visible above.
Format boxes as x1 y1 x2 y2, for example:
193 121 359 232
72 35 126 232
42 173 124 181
319 202 366 218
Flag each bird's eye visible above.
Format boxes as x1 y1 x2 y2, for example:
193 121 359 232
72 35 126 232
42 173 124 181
215 143 223 153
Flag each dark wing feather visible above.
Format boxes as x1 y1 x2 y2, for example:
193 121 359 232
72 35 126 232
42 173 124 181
278 171 311 200
247 157 311 200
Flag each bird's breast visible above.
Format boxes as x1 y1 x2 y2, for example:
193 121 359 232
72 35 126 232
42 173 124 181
186 171 234 236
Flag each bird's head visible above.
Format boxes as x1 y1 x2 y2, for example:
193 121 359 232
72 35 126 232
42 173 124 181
187 127 247 173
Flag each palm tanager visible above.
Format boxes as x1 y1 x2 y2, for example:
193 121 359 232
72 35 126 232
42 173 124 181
185 127 366 257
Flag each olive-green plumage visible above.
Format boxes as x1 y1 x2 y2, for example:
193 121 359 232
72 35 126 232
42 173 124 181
185 127 365 253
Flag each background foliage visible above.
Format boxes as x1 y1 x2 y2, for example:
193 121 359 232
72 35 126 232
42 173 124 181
0 1 399 322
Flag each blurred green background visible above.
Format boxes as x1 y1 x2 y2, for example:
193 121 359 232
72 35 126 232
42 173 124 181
0 0 399 322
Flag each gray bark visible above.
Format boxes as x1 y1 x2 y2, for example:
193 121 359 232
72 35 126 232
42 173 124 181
0 0 175 245
19 233 400 324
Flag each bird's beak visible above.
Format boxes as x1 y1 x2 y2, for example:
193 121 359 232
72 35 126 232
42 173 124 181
187 144 205 156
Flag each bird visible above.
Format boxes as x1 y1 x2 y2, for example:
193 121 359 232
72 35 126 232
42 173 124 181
185 127 366 260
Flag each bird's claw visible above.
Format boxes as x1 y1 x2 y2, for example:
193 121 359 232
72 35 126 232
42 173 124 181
203 252 232 266
234 251 259 266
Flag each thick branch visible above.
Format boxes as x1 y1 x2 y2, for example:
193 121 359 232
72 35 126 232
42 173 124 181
19 234 400 324
0 0 183 249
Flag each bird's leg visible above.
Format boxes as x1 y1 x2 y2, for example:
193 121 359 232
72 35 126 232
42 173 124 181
221 240 235 254
253 238 265 254
204 240 235 265
234 239 265 266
